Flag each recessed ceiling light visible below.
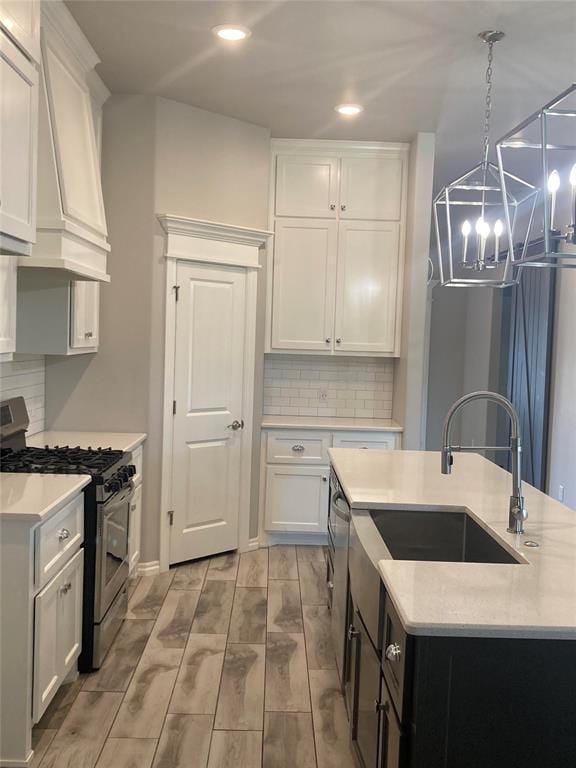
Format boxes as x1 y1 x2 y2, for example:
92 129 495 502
335 103 364 117
213 25 251 42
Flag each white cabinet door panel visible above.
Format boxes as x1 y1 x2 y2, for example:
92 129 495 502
265 466 329 532
42 41 106 236
272 219 337 351
70 281 99 349
33 549 83 723
334 221 400 353
0 255 17 355
276 155 339 218
0 0 40 61
340 156 403 221
0 32 38 244
128 483 142 573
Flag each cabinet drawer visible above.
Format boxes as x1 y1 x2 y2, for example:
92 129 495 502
266 430 330 464
130 444 143 486
36 494 84 589
332 431 399 450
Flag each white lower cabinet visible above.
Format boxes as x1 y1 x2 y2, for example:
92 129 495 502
129 482 142 573
262 427 402 534
33 547 83 722
265 465 329 532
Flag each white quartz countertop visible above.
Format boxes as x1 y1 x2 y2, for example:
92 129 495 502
329 448 576 639
29 431 147 453
0 473 90 523
261 415 403 432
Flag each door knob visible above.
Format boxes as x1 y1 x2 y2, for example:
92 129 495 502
226 419 244 431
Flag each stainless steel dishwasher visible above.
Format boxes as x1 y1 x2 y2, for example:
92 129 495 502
328 467 351 687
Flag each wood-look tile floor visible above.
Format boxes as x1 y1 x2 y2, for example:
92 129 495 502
33 545 357 768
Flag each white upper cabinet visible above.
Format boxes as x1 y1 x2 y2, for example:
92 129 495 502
0 30 38 252
70 280 99 349
268 141 408 357
41 41 106 237
0 0 40 62
334 221 400 353
272 218 337 351
339 155 403 220
0 255 17 357
275 155 339 218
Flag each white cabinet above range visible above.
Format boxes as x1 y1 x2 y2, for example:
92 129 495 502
267 140 408 357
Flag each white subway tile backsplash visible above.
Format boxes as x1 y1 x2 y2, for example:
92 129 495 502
263 355 394 419
0 355 46 435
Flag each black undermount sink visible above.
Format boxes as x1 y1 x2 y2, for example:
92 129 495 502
369 508 521 564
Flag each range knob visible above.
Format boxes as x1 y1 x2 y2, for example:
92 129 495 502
127 464 136 477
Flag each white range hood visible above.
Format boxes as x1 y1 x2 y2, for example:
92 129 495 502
19 1 110 282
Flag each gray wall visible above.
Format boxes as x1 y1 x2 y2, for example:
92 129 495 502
426 287 503 453
548 262 576 509
46 95 270 562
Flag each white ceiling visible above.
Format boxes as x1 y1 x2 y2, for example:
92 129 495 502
66 0 576 190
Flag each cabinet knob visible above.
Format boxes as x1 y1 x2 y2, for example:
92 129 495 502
85 331 93 339
330 203 336 211
374 698 389 714
58 528 71 542
341 204 347 211
325 337 331 344
336 338 342 344
322 475 328 482
327 580 334 590
291 444 305 452
385 643 402 663
59 581 72 595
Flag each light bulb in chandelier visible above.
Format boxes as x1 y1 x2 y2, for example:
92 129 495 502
460 220 471 264
570 164 576 188
494 219 504 262
548 170 560 230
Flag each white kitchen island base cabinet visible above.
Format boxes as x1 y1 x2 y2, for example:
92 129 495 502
265 466 329 533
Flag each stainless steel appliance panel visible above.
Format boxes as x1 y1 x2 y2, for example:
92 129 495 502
93 583 128 668
94 483 132 622
329 470 350 686
349 516 383 650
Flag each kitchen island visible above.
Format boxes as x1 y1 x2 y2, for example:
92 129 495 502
328 448 576 768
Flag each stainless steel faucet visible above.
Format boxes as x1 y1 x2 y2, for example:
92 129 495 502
441 391 527 534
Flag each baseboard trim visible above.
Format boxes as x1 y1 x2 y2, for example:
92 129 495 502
261 532 328 547
247 537 260 551
137 560 160 576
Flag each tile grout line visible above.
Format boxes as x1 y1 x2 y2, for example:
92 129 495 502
296 549 320 768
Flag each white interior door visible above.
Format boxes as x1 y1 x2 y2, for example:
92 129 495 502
170 262 247 565
271 218 337 351
334 221 400 353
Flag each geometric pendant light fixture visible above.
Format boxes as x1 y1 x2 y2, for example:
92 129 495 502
496 83 576 270
433 31 536 287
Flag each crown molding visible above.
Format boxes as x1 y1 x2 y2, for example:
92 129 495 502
158 215 273 248
41 0 100 74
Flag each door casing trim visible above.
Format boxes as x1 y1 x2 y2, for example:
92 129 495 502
159 217 271 572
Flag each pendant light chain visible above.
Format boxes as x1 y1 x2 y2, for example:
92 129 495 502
483 39 494 168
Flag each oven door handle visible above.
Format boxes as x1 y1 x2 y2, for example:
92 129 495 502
104 482 134 513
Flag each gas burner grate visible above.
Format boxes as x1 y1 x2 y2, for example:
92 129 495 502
0 446 124 477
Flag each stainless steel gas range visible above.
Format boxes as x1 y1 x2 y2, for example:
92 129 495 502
0 397 135 670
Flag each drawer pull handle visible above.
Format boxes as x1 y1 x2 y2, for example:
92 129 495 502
291 444 305 452
58 528 71 542
60 581 72 595
347 624 359 642
374 698 389 714
385 642 402 663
